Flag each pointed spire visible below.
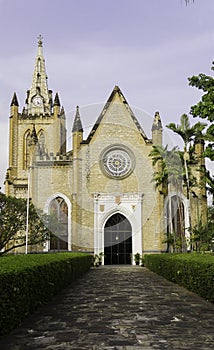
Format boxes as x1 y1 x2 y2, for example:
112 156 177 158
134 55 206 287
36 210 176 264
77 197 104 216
10 92 19 107
54 92 60 106
27 35 50 111
72 106 83 132
60 106 66 119
152 111 163 131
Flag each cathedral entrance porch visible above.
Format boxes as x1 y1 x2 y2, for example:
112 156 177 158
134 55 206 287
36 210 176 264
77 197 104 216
93 193 143 265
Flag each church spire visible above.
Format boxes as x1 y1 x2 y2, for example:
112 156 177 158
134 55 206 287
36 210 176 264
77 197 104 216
72 106 83 132
54 92 61 106
10 92 19 107
26 35 50 114
152 111 163 146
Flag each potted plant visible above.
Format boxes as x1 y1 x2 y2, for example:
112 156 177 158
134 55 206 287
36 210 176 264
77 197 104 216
93 252 104 267
134 252 141 265
93 254 100 267
98 252 104 265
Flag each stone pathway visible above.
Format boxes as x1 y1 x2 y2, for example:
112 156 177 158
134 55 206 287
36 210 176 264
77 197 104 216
0 266 214 349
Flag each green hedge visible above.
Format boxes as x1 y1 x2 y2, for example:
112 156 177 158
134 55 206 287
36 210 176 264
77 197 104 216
144 253 214 303
0 252 91 335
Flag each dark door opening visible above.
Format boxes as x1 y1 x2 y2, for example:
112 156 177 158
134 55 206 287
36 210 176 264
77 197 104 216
104 213 132 265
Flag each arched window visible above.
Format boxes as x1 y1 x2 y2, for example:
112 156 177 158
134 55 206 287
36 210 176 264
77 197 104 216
24 130 31 169
49 197 68 251
38 130 45 155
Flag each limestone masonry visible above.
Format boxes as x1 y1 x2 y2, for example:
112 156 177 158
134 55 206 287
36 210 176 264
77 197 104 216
5 37 207 263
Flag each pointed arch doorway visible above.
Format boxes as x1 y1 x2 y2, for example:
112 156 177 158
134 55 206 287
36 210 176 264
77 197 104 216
104 213 132 265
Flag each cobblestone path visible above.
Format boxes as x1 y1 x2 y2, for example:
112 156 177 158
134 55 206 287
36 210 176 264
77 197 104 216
0 266 213 349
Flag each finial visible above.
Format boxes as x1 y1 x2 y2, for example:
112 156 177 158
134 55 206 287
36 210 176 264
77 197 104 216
38 35 43 47
152 111 162 131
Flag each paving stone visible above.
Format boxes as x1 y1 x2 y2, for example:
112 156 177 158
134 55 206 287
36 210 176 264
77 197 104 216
0 266 213 349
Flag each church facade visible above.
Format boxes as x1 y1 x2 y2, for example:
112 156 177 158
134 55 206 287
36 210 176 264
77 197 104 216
5 38 207 264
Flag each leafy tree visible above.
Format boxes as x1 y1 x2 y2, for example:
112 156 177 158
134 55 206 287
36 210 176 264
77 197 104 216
167 114 206 200
149 145 187 252
166 115 205 231
205 171 214 205
166 115 206 249
149 145 182 196
189 62 214 161
0 193 50 255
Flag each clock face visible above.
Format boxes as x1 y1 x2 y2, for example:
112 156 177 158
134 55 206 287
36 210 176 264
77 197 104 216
32 96 43 106
101 146 134 178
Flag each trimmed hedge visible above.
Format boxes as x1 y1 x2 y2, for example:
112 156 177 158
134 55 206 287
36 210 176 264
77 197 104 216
144 253 214 303
0 252 91 335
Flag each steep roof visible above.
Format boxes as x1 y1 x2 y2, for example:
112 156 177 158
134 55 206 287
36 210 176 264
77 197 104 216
72 106 83 132
84 85 150 144
10 92 19 107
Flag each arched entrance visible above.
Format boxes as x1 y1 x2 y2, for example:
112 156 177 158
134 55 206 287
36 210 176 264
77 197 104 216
104 213 132 265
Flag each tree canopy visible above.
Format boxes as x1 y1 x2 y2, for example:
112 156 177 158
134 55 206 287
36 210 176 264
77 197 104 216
0 193 50 255
189 62 214 161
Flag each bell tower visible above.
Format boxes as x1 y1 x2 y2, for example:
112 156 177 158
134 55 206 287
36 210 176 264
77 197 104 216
5 36 67 198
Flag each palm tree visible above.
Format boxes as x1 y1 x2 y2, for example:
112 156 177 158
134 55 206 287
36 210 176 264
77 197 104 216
149 145 184 251
167 114 206 199
149 145 182 194
166 114 206 250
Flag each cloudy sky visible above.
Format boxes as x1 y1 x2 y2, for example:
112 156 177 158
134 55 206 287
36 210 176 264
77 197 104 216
0 0 214 191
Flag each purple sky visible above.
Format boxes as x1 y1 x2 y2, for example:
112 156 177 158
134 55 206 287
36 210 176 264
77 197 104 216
0 0 214 191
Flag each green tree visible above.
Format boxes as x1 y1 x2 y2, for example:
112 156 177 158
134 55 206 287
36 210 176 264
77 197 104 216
189 62 214 161
149 145 182 196
0 193 50 255
191 206 214 252
167 114 206 201
166 115 206 251
149 145 186 252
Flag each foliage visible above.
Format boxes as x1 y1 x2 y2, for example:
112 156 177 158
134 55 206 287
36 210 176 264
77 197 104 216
167 114 206 149
144 253 214 303
134 252 141 264
0 252 92 335
0 192 50 255
93 252 104 266
166 114 206 198
149 145 182 195
189 61 214 161
191 206 214 252
163 232 188 253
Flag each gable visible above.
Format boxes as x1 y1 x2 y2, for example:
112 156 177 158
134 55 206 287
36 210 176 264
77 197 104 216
84 86 150 144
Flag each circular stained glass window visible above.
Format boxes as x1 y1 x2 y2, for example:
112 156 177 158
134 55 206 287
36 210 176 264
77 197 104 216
101 146 135 179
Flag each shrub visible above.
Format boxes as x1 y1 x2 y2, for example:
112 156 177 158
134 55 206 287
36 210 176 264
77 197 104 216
0 252 91 335
144 253 214 303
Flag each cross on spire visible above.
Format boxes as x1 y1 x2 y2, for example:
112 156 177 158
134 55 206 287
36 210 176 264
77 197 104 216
38 34 43 47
